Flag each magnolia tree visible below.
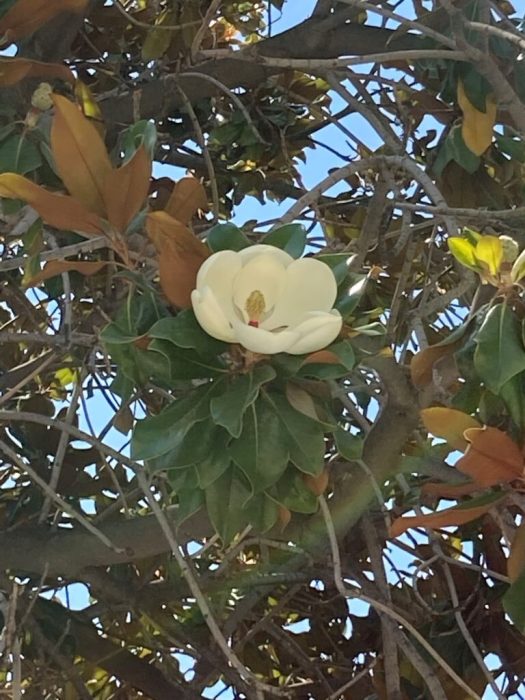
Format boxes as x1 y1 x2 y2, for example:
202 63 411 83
1 0 525 698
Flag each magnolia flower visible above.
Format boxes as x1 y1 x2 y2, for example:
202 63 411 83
191 244 342 355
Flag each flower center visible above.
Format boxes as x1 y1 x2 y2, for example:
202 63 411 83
245 290 266 328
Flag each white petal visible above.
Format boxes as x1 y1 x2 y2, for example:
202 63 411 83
232 254 287 322
263 257 338 330
238 244 294 268
195 250 241 322
231 319 298 354
286 310 342 355
192 288 236 342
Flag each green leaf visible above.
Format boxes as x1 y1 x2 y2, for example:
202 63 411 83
210 364 276 438
263 224 307 258
299 340 356 380
496 135 525 163
148 338 225 379
230 398 289 494
474 303 525 394
317 253 352 285
196 437 231 489
206 222 252 252
0 134 42 175
149 421 227 471
132 381 222 460
433 125 480 177
205 467 251 543
334 427 364 461
148 310 226 356
503 568 525 633
269 469 319 514
100 323 140 345
458 64 491 112
500 372 525 429
246 493 279 533
264 393 325 476
120 120 157 160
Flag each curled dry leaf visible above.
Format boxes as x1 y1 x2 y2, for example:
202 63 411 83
146 210 210 308
0 173 103 236
51 94 112 216
103 147 151 234
410 339 461 387
0 0 89 43
165 176 208 225
458 426 524 487
421 406 480 452
25 260 106 287
0 58 74 87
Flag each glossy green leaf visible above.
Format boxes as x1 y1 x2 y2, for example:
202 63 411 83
245 492 279 533
263 223 307 258
149 421 226 471
269 469 319 514
511 248 525 283
210 364 276 438
0 134 42 174
336 275 368 318
148 338 225 379
264 393 325 475
474 304 525 394
500 372 525 429
334 427 364 461
299 340 356 380
205 467 251 543
132 380 222 460
317 253 352 285
196 438 231 489
148 310 226 356
230 398 289 494
206 222 251 252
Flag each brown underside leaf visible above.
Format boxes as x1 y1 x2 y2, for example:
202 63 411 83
410 339 461 387
0 0 89 42
302 349 340 365
104 147 151 233
25 260 106 286
0 57 74 87
146 210 210 308
51 94 112 216
0 173 103 236
164 176 208 225
458 426 524 487
389 495 505 538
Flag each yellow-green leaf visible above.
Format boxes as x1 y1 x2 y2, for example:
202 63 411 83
448 237 478 270
457 79 497 156
420 406 481 452
474 235 503 276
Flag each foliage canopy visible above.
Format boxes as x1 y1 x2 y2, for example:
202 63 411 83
1 0 525 698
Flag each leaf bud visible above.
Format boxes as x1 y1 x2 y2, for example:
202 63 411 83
499 235 520 263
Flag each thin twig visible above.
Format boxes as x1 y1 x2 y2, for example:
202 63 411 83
0 439 127 556
319 496 483 700
134 470 291 698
